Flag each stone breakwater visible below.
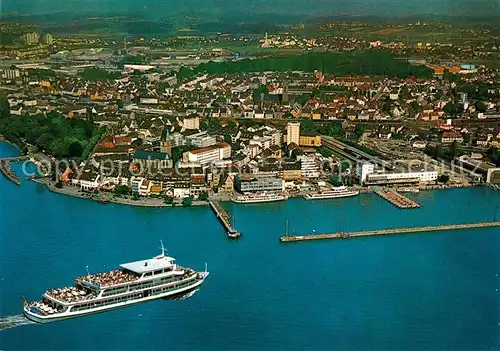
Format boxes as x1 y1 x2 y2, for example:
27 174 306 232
280 221 500 243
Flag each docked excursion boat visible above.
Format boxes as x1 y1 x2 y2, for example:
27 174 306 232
231 192 288 204
304 186 359 200
23 243 209 323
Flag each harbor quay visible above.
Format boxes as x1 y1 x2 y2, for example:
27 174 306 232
0 160 21 185
374 188 420 209
280 221 500 243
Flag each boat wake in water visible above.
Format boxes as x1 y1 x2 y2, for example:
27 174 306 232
0 314 36 330
172 288 200 301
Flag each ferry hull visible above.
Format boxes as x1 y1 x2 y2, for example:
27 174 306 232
304 191 359 200
231 197 288 204
24 273 208 324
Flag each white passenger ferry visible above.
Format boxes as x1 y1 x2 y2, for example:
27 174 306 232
23 243 209 324
231 192 288 204
304 186 359 200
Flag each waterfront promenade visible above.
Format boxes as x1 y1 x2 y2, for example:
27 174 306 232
31 178 208 208
280 221 500 243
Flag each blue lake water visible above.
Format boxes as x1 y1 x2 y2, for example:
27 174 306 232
1 141 500 350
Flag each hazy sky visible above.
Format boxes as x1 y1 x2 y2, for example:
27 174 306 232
2 0 499 17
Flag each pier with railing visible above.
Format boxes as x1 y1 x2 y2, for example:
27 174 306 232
280 221 500 243
209 199 241 238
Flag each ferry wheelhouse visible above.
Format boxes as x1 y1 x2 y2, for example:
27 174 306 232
23 244 209 323
304 186 359 200
231 192 288 204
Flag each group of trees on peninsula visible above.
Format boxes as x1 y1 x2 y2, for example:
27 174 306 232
0 110 104 159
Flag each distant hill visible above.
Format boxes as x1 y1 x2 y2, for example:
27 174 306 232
2 0 499 20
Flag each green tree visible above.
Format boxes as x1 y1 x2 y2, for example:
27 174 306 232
252 84 269 104
203 118 222 135
443 102 459 117
164 196 174 205
175 52 433 81
322 160 331 172
198 191 209 201
0 95 10 119
339 160 350 173
435 89 443 100
69 141 83 158
475 101 488 113
80 68 120 81
323 122 343 137
433 144 443 159
300 119 316 133
487 148 500 166
354 124 366 139
183 196 193 206
450 141 459 159
131 138 143 147
171 145 196 163
115 185 130 196
438 174 450 183
328 175 343 187
316 146 334 158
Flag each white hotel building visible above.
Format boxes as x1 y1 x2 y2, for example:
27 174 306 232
357 162 438 185
297 155 320 179
182 143 232 166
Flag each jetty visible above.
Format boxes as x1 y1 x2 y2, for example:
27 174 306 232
0 156 29 163
280 221 500 243
0 160 20 185
375 188 420 209
209 199 241 238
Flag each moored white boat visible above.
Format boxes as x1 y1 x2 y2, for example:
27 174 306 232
23 243 209 324
231 192 288 204
304 186 359 200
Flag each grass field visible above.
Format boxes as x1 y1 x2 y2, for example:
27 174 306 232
373 27 406 35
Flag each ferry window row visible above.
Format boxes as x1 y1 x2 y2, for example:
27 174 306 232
151 280 192 296
142 268 172 277
102 286 128 296
129 276 178 291
71 293 143 312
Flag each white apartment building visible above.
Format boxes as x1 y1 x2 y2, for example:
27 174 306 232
185 131 216 148
365 171 438 185
42 33 54 45
357 162 438 185
297 155 319 179
249 136 273 149
24 32 40 45
183 143 231 166
2 69 20 81
356 163 375 183
263 130 282 146
131 177 152 196
286 122 300 145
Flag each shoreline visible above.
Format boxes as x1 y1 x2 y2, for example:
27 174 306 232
31 178 209 208
0 138 22 153
31 178 492 209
